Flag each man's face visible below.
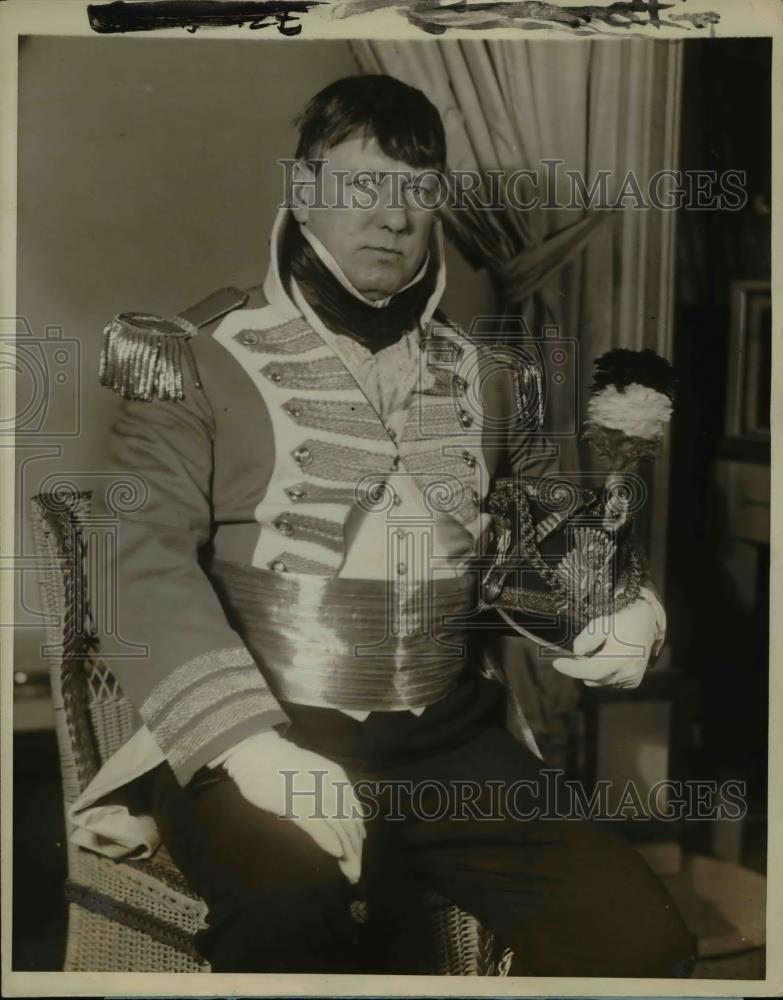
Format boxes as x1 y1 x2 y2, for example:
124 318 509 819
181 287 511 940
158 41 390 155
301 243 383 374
293 135 439 302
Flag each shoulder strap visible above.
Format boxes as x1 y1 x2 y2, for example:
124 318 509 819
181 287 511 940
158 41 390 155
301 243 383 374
100 286 249 402
177 285 249 330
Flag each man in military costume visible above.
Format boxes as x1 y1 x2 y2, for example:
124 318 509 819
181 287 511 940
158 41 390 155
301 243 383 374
82 75 693 976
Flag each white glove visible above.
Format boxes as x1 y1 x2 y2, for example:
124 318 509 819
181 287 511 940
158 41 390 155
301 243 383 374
213 730 367 883
552 587 666 690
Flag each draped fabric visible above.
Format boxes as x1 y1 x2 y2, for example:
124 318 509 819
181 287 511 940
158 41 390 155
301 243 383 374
354 41 607 322
350 40 683 761
351 39 682 495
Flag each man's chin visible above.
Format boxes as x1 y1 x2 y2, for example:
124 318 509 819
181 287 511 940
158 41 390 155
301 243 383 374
360 287 400 302
352 270 412 302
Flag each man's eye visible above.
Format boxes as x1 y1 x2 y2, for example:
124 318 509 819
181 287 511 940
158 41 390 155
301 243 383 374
406 182 437 206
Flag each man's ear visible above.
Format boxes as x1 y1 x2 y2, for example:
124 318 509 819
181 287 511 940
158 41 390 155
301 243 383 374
290 159 318 225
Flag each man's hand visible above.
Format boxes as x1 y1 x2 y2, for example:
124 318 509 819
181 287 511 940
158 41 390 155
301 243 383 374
551 591 664 690
217 730 367 883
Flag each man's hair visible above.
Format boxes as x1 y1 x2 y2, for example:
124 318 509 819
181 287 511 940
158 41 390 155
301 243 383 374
294 74 447 172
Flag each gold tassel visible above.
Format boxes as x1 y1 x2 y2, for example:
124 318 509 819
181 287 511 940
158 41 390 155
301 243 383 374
99 313 198 402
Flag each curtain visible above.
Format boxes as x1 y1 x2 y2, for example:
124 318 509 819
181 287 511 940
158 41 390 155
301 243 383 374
352 39 682 501
351 40 683 762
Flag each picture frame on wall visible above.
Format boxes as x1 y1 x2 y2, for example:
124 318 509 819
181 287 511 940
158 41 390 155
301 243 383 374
726 280 772 441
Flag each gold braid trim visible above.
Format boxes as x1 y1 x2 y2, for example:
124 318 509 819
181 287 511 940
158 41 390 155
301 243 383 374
99 312 199 402
486 481 645 626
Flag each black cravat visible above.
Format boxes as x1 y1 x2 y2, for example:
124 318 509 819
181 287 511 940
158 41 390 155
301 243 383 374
282 220 438 355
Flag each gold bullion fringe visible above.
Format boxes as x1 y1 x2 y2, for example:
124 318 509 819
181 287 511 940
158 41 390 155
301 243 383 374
99 316 199 402
514 355 544 430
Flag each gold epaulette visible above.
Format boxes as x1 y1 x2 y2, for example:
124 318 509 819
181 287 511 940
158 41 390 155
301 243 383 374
512 350 544 431
99 286 249 401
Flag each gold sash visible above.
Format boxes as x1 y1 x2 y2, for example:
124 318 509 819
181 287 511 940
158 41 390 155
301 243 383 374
209 560 477 711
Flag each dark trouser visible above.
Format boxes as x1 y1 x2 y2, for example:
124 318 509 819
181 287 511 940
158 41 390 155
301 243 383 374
150 675 695 976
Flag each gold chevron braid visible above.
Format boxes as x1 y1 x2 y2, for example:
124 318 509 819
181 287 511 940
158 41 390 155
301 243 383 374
261 357 356 391
402 400 467 440
266 551 337 575
282 397 389 440
272 513 345 553
283 482 358 505
294 439 395 482
233 318 322 355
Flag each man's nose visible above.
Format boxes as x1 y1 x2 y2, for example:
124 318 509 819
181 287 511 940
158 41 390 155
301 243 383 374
378 206 409 233
375 179 410 233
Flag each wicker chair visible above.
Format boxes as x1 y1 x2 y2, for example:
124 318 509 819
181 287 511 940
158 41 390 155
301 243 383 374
30 489 510 975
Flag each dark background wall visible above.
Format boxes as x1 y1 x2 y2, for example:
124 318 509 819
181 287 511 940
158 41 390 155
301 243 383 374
669 38 772 820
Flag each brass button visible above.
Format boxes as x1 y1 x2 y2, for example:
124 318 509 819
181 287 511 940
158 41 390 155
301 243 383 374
453 375 467 393
292 446 312 466
285 403 302 418
266 366 282 382
240 331 258 346
462 451 476 468
269 559 288 572
458 408 474 429
392 492 402 507
275 517 294 536
286 485 307 502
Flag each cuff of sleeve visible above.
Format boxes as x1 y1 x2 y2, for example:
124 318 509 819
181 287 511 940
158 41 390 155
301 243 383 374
172 707 290 787
638 584 667 656
206 730 277 770
140 647 290 786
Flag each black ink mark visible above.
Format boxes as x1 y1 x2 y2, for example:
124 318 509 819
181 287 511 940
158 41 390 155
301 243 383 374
87 1 323 37
668 10 721 29
338 0 720 35
87 0 720 36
